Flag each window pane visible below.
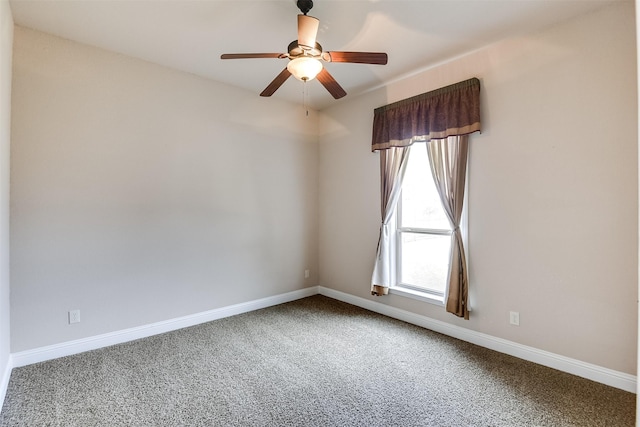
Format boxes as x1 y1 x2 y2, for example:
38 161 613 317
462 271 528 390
400 145 450 230
400 232 450 293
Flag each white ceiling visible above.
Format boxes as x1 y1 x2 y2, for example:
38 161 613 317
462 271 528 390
9 0 624 110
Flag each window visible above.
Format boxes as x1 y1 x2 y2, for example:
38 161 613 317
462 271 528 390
391 143 465 302
370 78 479 318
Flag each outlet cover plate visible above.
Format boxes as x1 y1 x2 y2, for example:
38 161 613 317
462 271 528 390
69 309 81 324
509 311 520 326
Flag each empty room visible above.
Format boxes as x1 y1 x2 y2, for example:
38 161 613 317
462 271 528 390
0 0 638 425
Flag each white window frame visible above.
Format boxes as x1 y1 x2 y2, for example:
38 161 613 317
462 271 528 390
388 144 469 306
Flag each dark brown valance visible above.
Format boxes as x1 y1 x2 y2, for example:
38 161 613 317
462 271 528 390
371 78 481 151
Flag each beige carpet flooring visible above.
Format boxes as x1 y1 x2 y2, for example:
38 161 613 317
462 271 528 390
0 295 635 426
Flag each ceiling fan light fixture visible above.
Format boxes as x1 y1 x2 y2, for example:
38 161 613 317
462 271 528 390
287 57 323 82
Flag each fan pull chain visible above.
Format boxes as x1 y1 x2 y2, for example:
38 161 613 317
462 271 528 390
302 80 309 117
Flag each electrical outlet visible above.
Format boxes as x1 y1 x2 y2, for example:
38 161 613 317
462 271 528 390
69 309 81 324
509 311 520 326
304 269 310 279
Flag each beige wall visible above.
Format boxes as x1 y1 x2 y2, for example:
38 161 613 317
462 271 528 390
636 0 640 405
319 1 638 375
10 27 319 352
0 0 13 380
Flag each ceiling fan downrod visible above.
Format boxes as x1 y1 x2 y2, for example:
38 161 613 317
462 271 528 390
297 0 313 15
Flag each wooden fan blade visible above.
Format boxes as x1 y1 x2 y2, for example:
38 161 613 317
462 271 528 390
260 68 292 97
221 53 285 59
322 51 388 65
316 68 347 99
298 14 320 49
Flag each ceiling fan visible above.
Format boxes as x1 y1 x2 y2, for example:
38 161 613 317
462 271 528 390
220 0 388 100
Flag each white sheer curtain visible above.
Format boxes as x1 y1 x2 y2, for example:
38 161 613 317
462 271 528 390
371 146 410 296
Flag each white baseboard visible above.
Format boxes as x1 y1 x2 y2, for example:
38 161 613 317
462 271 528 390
0 354 12 411
11 286 319 368
317 286 637 393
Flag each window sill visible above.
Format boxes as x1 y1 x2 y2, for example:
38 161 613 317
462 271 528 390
389 287 445 306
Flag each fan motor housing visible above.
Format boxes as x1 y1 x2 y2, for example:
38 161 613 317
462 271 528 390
288 40 322 59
